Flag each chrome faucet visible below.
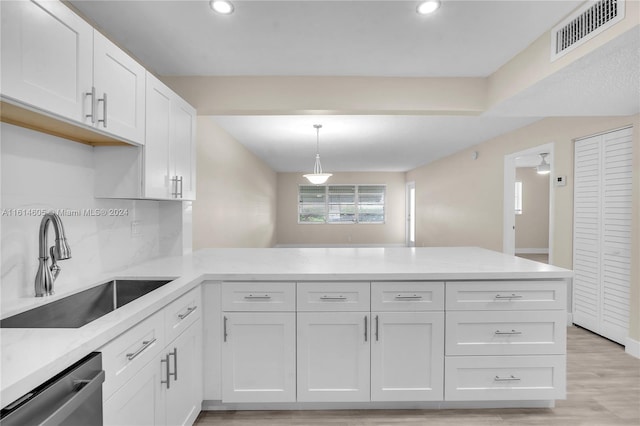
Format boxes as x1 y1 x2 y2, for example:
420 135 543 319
35 213 72 297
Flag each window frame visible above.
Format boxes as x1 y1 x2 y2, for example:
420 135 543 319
298 184 386 225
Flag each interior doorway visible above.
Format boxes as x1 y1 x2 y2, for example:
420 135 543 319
503 143 555 263
406 181 415 247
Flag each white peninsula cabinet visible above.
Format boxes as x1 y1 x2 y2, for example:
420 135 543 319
209 278 567 409
221 283 296 403
370 282 444 401
1 0 145 145
297 282 371 402
102 287 202 426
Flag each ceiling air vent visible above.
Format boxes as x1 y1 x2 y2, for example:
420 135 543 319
550 0 625 61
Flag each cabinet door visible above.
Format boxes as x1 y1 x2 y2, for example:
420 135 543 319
104 357 165 426
164 319 203 426
171 98 196 200
144 73 173 199
297 312 370 402
93 31 145 144
1 0 92 123
371 312 444 401
222 313 296 403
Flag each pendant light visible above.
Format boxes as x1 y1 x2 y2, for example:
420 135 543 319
536 153 551 175
303 124 332 185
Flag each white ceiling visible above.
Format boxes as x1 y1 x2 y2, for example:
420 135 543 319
69 0 640 173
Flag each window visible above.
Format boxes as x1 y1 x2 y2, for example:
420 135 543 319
298 185 386 224
515 181 523 215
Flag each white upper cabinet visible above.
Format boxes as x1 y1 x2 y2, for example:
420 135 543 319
1 0 93 122
93 32 146 145
1 0 145 145
144 74 174 199
171 97 197 200
143 73 196 200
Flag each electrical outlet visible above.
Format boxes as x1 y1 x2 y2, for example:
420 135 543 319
131 220 142 237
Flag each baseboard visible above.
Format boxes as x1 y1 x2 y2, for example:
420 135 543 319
515 248 549 254
275 243 407 248
202 400 555 411
625 337 640 359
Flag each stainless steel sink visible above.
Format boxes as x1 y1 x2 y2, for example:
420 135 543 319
0 279 174 328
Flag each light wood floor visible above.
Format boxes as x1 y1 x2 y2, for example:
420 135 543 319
195 326 640 425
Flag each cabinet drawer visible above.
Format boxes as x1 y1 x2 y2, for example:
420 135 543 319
297 282 370 312
446 311 566 356
445 355 566 401
165 286 202 344
446 281 566 311
371 282 444 311
222 282 295 312
100 309 165 401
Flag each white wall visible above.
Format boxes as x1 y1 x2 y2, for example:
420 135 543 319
193 117 277 249
0 123 181 305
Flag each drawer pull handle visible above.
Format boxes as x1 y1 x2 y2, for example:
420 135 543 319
395 294 423 300
364 315 368 342
494 294 523 300
223 316 228 342
494 375 521 382
320 295 347 301
495 330 522 335
126 338 157 361
85 87 96 124
178 306 197 320
375 315 379 341
161 353 171 389
244 294 271 300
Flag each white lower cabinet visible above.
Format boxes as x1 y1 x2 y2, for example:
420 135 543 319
445 355 566 401
104 357 165 426
371 312 444 401
103 287 203 426
221 312 296 402
164 320 203 426
297 312 370 402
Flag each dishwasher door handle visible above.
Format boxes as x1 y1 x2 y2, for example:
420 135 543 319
40 369 105 426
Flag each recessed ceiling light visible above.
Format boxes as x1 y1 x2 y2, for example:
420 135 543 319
417 0 441 15
210 0 234 15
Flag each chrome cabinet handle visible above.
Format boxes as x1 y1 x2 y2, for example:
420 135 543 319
178 306 197 320
320 295 347 300
178 176 183 198
126 338 157 361
85 87 96 124
161 354 171 389
244 294 271 300
494 294 523 300
171 176 179 198
375 315 379 341
394 294 423 300
223 316 228 342
364 315 368 342
97 93 107 128
169 348 178 382
495 329 522 335
494 375 521 382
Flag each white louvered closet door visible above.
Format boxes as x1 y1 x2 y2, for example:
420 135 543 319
573 127 633 345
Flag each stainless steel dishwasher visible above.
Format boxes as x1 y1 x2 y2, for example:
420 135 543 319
0 352 105 426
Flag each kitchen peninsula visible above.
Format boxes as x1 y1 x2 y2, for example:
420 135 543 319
0 247 572 422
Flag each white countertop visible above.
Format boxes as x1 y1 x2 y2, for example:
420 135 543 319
0 247 572 407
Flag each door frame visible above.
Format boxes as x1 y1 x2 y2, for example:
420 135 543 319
406 181 416 247
503 143 555 263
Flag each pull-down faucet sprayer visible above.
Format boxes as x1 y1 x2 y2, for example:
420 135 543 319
35 212 71 297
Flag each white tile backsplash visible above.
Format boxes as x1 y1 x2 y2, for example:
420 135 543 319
1 123 182 305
